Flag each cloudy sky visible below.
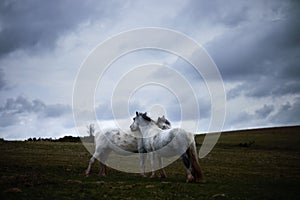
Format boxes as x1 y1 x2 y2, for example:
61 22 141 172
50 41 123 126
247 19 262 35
0 0 299 140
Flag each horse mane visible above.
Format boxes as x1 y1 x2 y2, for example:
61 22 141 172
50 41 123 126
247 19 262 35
164 119 171 126
141 113 152 122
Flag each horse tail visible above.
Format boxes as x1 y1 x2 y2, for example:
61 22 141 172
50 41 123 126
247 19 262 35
187 141 204 181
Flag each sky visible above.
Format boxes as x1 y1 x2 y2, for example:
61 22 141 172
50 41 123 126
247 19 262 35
0 0 299 140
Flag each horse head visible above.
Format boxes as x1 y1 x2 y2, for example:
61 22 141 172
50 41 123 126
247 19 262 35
157 115 171 130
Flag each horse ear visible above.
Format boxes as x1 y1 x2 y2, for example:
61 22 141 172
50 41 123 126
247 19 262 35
136 111 138 116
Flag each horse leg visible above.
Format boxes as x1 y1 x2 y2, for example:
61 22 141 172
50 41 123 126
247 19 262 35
180 152 194 182
98 150 110 176
149 152 156 178
157 155 167 178
137 139 146 177
139 153 146 177
85 155 96 177
86 150 101 177
99 162 107 177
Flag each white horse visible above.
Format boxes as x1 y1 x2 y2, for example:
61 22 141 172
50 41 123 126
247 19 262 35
85 116 171 177
130 112 203 182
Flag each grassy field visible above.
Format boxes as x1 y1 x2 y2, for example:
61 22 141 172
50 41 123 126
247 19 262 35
0 126 299 199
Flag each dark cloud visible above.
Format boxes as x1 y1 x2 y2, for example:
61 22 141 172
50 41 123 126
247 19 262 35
271 81 300 96
0 0 118 56
169 1 300 102
177 0 250 29
255 104 274 118
228 78 300 99
0 68 7 90
207 19 299 82
0 112 19 127
227 84 244 100
226 103 278 129
0 95 71 127
270 98 300 125
206 2 300 81
205 1 300 100
226 98 300 129
225 110 253 129
0 95 45 114
0 96 44 127
44 104 71 118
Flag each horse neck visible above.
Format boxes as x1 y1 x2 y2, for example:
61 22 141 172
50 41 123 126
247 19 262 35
139 121 159 137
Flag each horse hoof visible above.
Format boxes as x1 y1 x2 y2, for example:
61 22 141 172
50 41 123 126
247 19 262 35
150 174 156 178
186 174 195 183
198 179 206 184
98 173 106 177
160 175 167 179
85 171 89 177
186 178 195 183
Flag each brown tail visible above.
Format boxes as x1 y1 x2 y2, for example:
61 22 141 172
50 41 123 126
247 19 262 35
187 142 204 180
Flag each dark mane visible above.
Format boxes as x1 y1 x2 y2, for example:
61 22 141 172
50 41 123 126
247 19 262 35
165 119 171 126
142 113 152 122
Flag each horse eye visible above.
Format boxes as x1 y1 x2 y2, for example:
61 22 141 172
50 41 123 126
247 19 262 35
133 117 135 121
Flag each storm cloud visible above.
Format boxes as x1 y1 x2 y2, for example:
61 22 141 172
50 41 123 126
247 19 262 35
270 97 300 125
0 68 7 90
0 0 119 56
205 1 300 99
0 0 299 139
0 95 71 127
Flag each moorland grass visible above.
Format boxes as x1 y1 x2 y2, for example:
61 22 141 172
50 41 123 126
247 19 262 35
0 126 299 199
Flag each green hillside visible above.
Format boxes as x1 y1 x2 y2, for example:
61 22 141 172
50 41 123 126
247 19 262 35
1 126 299 199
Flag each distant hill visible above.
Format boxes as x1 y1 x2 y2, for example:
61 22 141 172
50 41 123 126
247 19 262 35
219 125 300 135
195 125 300 151
1 125 298 143
23 135 94 143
